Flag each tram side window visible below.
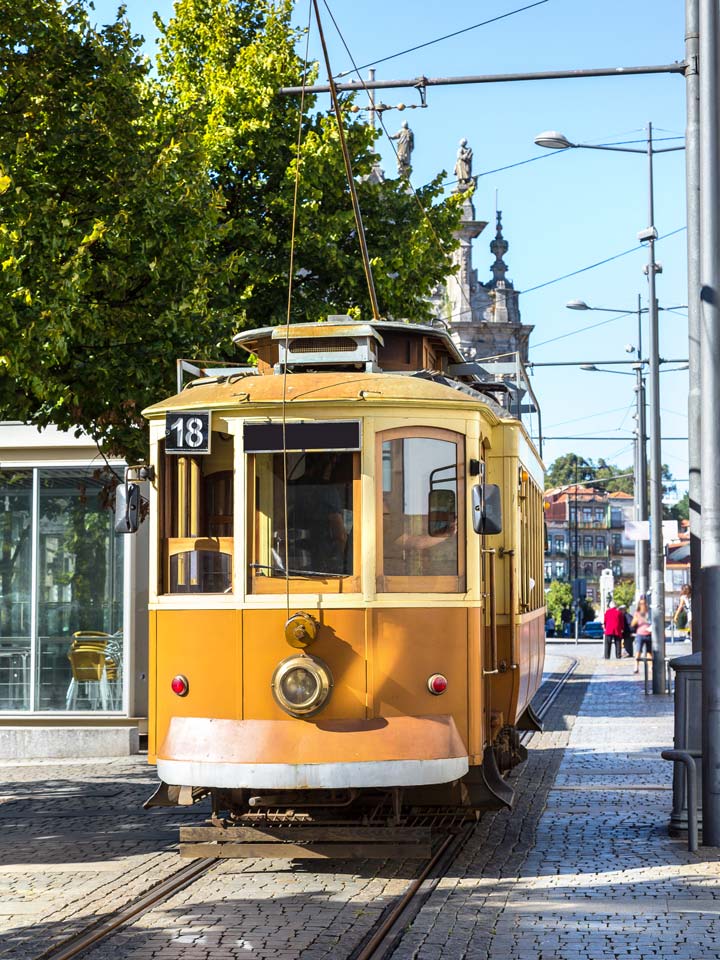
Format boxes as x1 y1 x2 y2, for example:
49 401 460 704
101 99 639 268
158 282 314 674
249 452 357 588
378 430 465 592
160 431 234 593
518 469 544 612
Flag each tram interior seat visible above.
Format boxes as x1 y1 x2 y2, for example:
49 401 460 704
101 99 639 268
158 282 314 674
66 631 122 711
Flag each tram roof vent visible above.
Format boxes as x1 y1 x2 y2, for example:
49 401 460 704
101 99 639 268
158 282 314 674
270 318 383 372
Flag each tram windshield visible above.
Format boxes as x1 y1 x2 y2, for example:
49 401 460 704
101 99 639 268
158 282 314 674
249 451 357 584
160 431 234 594
378 430 465 593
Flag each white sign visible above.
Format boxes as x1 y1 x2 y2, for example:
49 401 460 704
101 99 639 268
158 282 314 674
624 520 679 544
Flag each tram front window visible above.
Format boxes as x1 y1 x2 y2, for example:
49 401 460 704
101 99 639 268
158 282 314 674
160 431 234 594
249 451 356 583
378 430 465 593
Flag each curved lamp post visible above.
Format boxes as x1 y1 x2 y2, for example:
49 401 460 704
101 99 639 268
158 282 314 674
536 125 684 694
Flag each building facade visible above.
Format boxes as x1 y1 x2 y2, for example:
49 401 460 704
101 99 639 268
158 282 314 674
544 486 635 604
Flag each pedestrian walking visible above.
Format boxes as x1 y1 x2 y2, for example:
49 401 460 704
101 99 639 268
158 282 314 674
673 583 692 638
560 605 572 638
603 601 625 659
621 605 634 658
545 614 555 638
632 596 652 673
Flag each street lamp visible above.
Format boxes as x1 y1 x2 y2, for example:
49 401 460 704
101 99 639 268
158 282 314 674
579 360 648 599
568 296 650 602
536 124 683 694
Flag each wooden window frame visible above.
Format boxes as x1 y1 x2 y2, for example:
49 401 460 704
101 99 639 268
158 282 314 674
246 451 361 595
375 427 466 594
158 434 235 595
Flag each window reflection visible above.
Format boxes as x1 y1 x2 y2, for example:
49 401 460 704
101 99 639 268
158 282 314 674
382 437 459 578
251 452 355 580
0 471 32 710
38 471 123 711
160 431 234 593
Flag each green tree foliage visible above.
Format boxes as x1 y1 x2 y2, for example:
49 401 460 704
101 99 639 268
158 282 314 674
669 490 689 522
154 0 462 331
0 0 462 462
0 1 221 462
545 580 573 625
544 454 596 489
612 579 636 609
545 452 677 501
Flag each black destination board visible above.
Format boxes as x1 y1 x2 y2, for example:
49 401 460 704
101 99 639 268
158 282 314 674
243 421 361 453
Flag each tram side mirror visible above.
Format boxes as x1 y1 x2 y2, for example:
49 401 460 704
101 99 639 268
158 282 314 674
115 482 140 534
472 483 502 535
428 488 457 537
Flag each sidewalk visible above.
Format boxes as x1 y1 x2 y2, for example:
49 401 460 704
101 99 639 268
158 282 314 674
397 650 720 960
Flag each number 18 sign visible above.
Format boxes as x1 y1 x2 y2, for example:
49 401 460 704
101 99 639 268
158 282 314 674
165 411 211 455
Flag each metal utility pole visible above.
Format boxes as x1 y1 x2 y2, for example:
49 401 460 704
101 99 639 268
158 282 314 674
634 294 649 600
644 122 666 695
634 360 649 599
699 0 720 847
574 461 580 643
279 63 686 97
685 0 702 653
367 69 376 129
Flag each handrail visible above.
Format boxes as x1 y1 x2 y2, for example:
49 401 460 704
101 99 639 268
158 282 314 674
661 749 699 852
482 548 498 675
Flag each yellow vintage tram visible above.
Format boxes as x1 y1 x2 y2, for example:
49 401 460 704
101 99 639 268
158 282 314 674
132 317 545 838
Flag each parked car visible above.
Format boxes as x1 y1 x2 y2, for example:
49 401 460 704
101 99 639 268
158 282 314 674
582 620 604 640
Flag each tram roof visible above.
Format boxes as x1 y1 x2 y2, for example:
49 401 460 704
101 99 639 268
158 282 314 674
143 371 507 423
232 318 465 363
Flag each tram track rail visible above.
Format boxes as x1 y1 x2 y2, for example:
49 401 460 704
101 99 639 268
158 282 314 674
36 857 218 960
31 656 578 960
350 654 579 960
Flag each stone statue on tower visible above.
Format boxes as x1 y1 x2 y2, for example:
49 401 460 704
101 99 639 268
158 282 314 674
390 121 414 176
454 138 474 190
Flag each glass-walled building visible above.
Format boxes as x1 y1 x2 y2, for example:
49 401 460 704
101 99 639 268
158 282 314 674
0 424 147 726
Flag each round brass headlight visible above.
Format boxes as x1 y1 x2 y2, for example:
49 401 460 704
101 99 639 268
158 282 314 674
271 654 333 718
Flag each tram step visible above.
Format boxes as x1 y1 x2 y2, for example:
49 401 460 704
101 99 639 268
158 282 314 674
178 824 432 859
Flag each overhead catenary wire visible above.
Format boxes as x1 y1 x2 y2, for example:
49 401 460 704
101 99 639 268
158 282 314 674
334 0 550 78
321 0 477 324
437 136 684 191
546 405 633 429
314 0 381 319
532 311 634 349
521 226 687 296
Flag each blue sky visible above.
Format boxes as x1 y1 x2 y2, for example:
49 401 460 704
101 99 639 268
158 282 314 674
91 0 691 490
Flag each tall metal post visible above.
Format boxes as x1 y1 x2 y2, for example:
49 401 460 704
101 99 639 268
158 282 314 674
574 461 580 642
645 122 666 694
635 294 649 599
635 360 649 598
686 0 702 652
699 0 720 846
368 69 376 130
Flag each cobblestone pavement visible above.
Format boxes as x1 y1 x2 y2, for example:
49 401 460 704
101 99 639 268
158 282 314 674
0 754 210 959
5 646 712 960
394 642 720 960
0 656 570 960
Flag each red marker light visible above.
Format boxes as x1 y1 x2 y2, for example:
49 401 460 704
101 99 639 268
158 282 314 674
171 675 189 696
427 674 448 695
